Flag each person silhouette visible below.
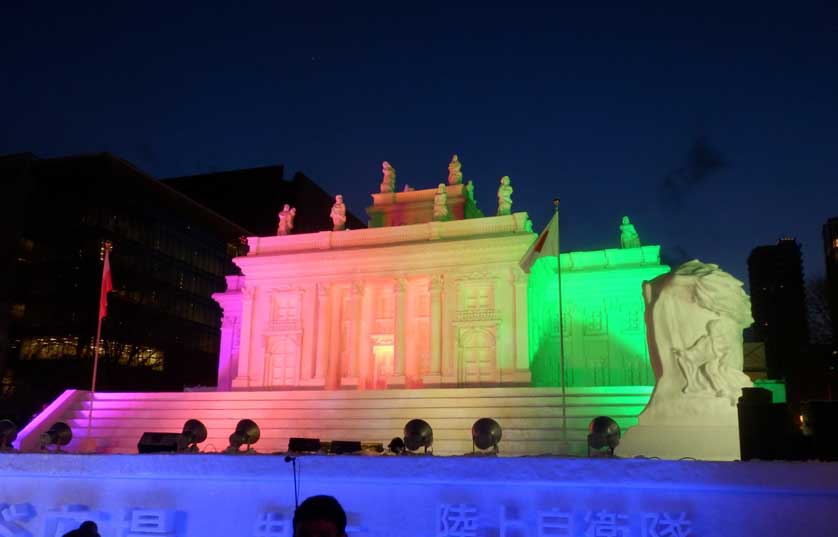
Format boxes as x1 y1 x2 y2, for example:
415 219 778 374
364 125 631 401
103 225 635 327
293 495 347 537
62 521 100 537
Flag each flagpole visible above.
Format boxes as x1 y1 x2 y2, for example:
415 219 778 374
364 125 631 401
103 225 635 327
554 198 568 453
83 242 111 452
85 305 103 437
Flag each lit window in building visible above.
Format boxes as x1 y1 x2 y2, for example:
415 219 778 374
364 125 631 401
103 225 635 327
19 336 165 370
10 304 25 319
833 238 838 250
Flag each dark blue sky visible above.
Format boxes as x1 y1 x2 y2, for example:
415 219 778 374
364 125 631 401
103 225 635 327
2 3 836 285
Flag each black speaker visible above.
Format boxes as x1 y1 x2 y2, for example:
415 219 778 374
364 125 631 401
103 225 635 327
738 387 806 461
329 440 362 454
801 400 838 461
288 437 322 453
137 432 186 454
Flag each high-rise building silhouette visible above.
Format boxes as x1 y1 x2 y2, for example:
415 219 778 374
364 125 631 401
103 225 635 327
0 153 248 423
163 166 365 236
748 238 809 379
823 217 838 346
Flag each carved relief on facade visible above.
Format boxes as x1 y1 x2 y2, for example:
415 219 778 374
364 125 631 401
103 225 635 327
583 303 608 335
456 280 498 321
268 291 302 331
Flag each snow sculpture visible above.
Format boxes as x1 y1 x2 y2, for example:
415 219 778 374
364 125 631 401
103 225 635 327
381 161 396 193
447 155 463 185
496 176 513 216
464 180 484 219
330 195 347 231
277 204 296 236
616 260 753 460
620 216 641 248
433 184 449 221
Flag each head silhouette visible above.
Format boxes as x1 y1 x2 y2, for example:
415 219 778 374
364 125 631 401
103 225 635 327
293 495 347 537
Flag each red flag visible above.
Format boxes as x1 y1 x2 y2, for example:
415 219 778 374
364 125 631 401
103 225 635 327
99 248 113 320
520 212 559 273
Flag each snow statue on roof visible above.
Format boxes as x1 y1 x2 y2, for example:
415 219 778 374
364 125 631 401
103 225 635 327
464 180 484 219
330 194 347 231
447 154 463 185
616 259 754 461
433 183 450 221
496 176 513 216
620 216 642 248
277 204 296 236
380 161 396 193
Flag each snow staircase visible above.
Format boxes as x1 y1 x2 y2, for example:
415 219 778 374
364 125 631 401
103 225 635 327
16 386 652 457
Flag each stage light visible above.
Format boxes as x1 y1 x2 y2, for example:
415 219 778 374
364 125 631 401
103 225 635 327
225 419 260 454
181 419 207 453
0 419 17 452
39 422 72 452
472 418 502 454
587 416 620 456
387 437 405 455
403 419 433 454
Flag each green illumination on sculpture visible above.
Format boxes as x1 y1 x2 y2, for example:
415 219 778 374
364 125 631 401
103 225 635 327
527 246 670 387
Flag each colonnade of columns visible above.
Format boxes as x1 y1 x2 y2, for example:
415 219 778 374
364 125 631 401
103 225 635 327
310 275 444 389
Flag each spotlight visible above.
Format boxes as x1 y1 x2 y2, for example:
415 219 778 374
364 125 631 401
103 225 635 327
181 419 207 453
472 418 502 454
403 419 433 454
0 419 17 452
225 419 260 454
387 437 405 455
39 422 73 452
587 416 620 456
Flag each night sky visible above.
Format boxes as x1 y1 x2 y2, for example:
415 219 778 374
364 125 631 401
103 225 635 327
2 3 836 286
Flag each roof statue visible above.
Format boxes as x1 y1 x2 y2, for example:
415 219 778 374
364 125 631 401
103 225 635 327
433 183 450 221
620 216 641 248
277 204 296 236
380 161 396 193
464 180 484 219
447 154 463 185
496 176 513 216
330 194 347 231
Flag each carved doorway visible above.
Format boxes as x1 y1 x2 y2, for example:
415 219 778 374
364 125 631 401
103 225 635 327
457 327 497 385
267 334 300 387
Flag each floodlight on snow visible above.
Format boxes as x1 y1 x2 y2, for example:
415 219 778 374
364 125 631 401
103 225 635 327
39 422 73 452
225 419 260 454
472 418 502 454
387 437 405 455
181 419 207 453
0 419 17 452
587 416 621 457
403 419 433 454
